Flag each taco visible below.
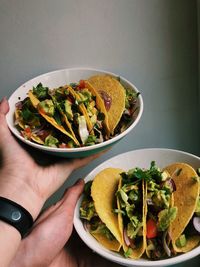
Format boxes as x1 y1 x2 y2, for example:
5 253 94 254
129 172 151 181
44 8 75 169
69 80 110 136
116 169 147 259
88 75 139 135
163 163 200 253
14 97 47 145
144 162 177 259
28 90 80 146
64 82 110 141
80 168 123 251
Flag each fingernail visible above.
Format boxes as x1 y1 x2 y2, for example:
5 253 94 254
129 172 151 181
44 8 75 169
0 97 7 104
75 178 83 185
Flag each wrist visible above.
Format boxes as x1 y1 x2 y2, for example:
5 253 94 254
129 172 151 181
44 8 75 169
0 179 44 221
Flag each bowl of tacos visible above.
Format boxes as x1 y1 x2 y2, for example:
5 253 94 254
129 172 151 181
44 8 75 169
6 68 143 158
74 148 200 266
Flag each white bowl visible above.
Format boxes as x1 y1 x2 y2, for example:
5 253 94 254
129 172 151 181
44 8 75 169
6 68 143 158
74 148 200 266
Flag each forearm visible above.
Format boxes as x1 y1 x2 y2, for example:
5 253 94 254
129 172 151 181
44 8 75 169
0 180 44 266
0 221 21 267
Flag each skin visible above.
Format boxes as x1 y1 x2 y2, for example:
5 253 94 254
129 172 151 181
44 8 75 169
0 97 120 267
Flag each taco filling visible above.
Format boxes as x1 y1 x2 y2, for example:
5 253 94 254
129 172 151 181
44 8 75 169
144 162 177 259
115 168 146 259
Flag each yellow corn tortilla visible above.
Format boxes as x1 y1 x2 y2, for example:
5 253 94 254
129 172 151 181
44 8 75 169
92 233 121 252
91 168 123 251
66 86 94 135
88 75 126 134
173 236 200 253
118 178 147 259
28 91 80 146
51 96 80 146
84 81 110 135
61 112 80 146
163 163 200 252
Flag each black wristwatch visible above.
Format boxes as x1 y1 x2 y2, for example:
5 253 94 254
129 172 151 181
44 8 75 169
0 197 34 238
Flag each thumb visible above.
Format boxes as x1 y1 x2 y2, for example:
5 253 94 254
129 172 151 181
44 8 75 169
0 97 10 134
0 97 15 147
58 178 85 222
0 97 9 115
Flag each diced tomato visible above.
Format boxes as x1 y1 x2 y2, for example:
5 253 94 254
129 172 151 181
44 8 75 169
79 80 85 89
59 143 70 148
21 127 32 139
38 106 46 115
25 127 32 139
146 219 158 239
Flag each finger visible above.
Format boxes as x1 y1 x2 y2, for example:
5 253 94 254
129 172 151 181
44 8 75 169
0 97 31 159
0 98 14 145
0 97 9 131
50 178 84 222
49 179 83 223
0 97 9 115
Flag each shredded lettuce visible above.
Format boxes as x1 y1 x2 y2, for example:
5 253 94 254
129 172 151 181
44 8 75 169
80 201 96 221
91 223 115 240
44 135 59 147
127 220 143 239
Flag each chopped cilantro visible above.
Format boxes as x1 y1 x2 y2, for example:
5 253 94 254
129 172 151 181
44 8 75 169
33 83 49 99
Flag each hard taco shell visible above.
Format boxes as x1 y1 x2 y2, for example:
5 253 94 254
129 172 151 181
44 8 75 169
91 168 123 251
163 163 200 252
88 75 126 134
84 80 110 135
66 86 94 135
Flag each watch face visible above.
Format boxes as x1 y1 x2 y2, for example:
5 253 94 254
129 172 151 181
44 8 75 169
11 211 22 221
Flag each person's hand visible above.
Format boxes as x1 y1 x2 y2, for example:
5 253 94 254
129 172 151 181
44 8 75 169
10 179 121 267
10 178 84 267
0 97 100 220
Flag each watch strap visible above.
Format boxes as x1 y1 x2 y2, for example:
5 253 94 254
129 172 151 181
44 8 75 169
0 196 34 238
